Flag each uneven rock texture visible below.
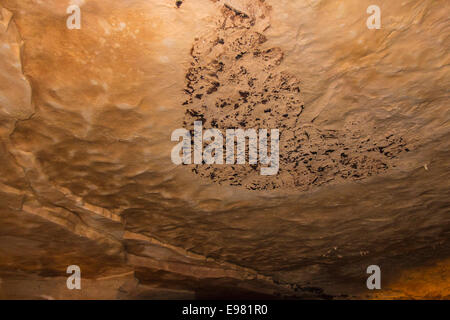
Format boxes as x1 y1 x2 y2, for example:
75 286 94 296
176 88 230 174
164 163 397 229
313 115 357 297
183 2 410 191
0 0 449 299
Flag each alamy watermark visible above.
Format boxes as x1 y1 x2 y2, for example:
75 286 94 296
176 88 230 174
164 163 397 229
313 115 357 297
66 4 81 30
171 121 280 176
367 5 381 29
366 265 381 290
66 4 381 31
66 265 81 290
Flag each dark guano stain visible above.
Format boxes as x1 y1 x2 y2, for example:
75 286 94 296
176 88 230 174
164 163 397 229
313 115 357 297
180 3 409 191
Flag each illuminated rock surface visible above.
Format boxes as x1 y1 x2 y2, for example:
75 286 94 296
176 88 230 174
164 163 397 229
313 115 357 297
0 0 448 299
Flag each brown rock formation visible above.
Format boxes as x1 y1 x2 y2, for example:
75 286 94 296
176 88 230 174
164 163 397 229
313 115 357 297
0 0 448 299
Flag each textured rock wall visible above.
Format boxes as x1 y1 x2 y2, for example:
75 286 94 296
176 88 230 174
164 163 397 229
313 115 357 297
0 0 449 299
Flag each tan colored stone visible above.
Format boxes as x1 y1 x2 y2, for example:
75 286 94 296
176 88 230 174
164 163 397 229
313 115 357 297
0 0 448 299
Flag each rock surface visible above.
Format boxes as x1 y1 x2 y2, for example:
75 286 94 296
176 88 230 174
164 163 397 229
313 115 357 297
0 0 449 299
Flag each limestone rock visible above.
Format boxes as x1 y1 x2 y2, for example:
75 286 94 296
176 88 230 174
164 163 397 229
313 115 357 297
0 0 448 299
